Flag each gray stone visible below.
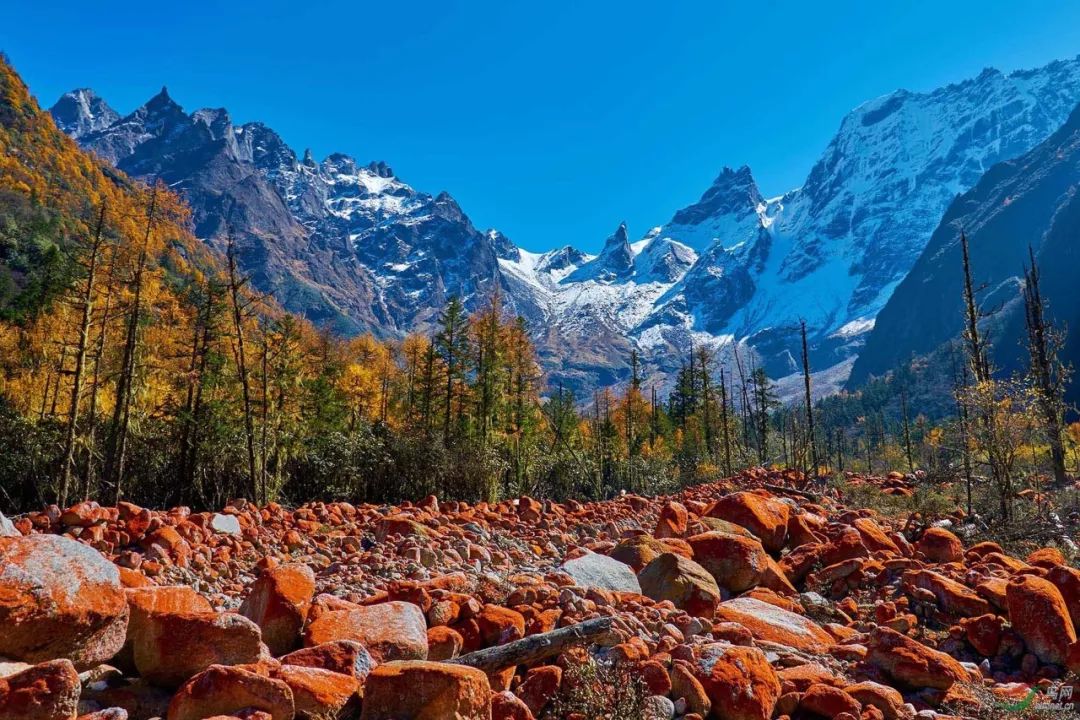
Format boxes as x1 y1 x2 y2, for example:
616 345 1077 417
559 551 641 594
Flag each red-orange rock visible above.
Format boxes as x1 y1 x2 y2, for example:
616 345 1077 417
304 601 428 662
705 492 790 552
1027 547 1066 568
1006 573 1076 665
1046 564 1080 630
904 569 992 618
118 586 214 671
671 662 711 717
956 613 1001 658
638 553 722 618
655 501 689 538
713 597 833 652
776 662 845 692
0 534 129 669
273 665 359 719
240 564 316 656
0 659 81 720
865 626 968 690
279 640 375 681
166 665 294 720
852 518 901 556
799 683 861 718
427 626 464 661
490 690 534 720
517 665 561 717
360 661 491 720
844 681 904 720
475 605 525 649
694 643 780 720
687 531 768 593
133 612 264 688
608 535 690 572
915 527 963 563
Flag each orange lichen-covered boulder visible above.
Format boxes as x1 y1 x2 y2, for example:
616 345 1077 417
844 681 904 720
280 640 375 681
904 569 992 618
865 626 968 690
0 534 129 670
638 553 722 618
687 531 768 593
1045 564 1080 630
303 601 428 662
273 665 360 720
0 659 81 720
239 563 316 656
713 597 833 653
360 661 491 720
490 690 533 720
959 613 1003 657
166 665 294 720
1006 574 1076 665
117 586 214 671
915 527 964 563
654 501 690 538
694 643 781 720
800 683 861 718
704 492 790 552
133 612 264 688
474 604 526 649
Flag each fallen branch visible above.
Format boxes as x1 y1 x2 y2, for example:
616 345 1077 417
449 616 615 673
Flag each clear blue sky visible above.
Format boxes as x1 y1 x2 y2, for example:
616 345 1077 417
5 1 1080 252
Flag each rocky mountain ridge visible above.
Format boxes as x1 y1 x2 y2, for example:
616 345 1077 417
51 55 1080 395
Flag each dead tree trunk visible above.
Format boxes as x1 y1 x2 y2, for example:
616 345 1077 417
60 202 107 507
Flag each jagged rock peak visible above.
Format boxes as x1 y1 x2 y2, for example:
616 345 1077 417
49 88 119 138
670 165 764 228
145 85 178 110
367 160 394 178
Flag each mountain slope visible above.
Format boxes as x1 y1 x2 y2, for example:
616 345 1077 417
56 88 512 336
849 99 1080 404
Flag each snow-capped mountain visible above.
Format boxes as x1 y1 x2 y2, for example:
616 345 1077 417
50 55 1080 397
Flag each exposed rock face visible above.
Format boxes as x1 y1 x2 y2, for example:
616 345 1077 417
687 530 769 593
133 612 264 688
0 534 128 669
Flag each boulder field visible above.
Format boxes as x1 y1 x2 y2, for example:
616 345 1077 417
1 468 1078 719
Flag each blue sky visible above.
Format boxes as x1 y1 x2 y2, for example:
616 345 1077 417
5 1 1080 252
